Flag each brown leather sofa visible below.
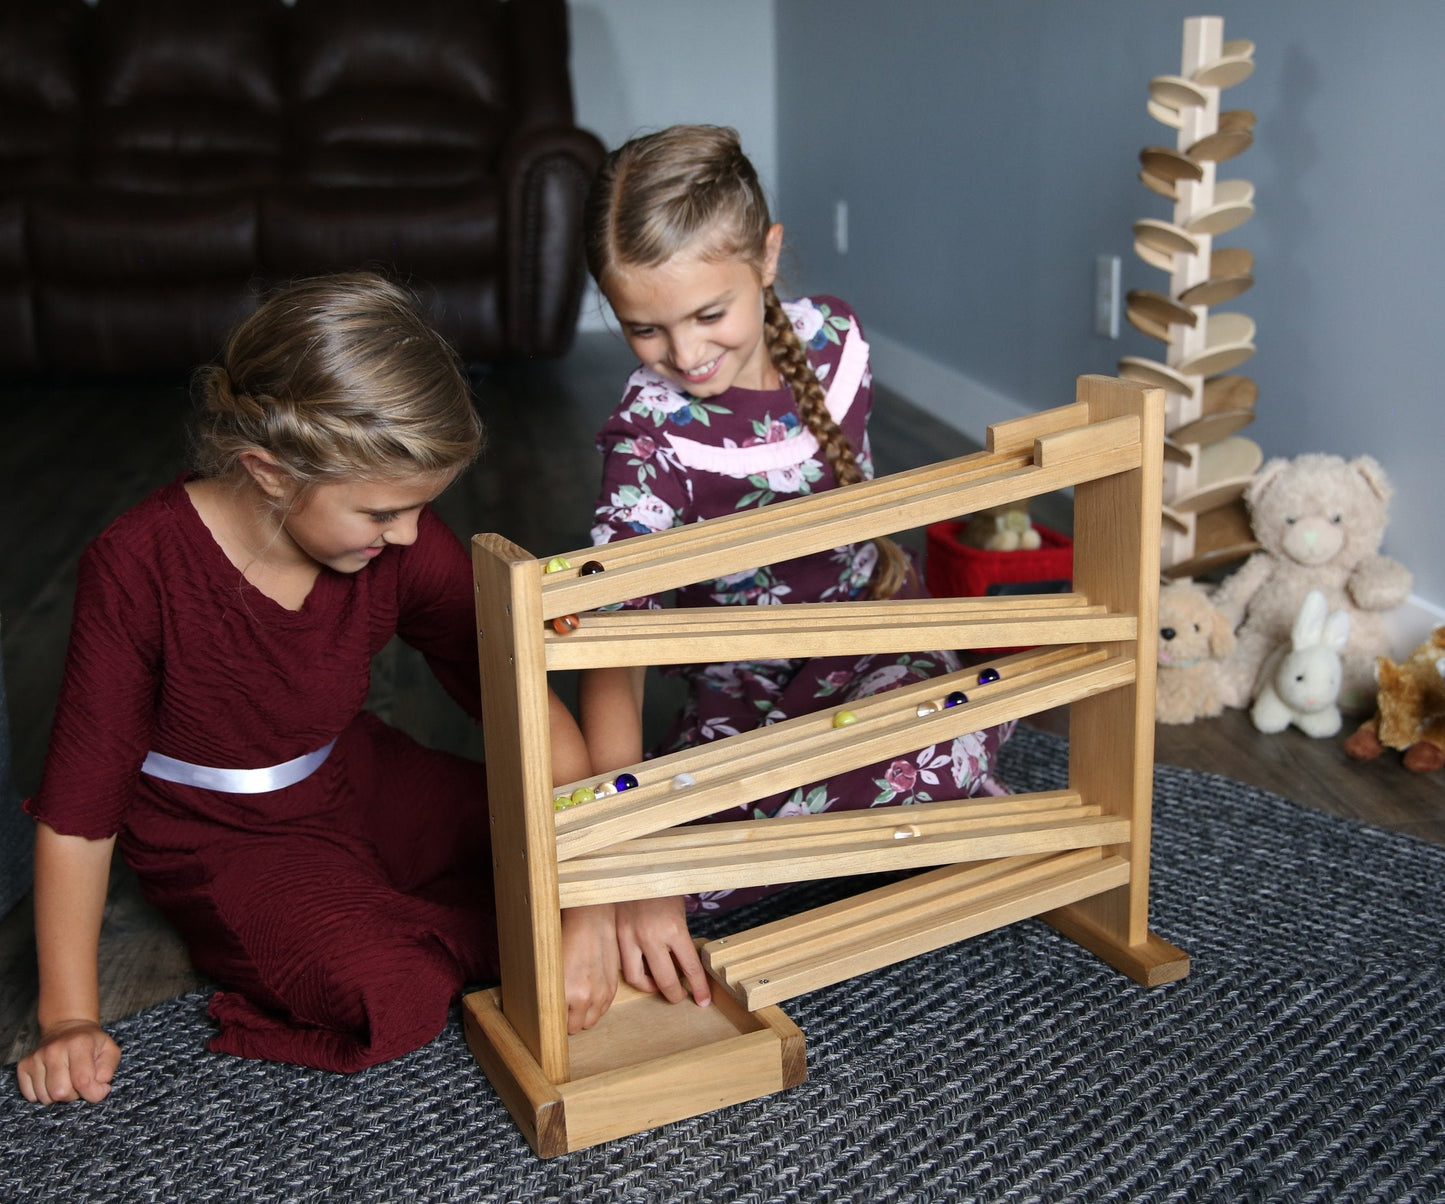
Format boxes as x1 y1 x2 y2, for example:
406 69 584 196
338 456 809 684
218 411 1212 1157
0 0 605 374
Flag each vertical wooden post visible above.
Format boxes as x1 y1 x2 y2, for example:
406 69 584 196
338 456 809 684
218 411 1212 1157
1046 376 1187 985
472 534 570 1082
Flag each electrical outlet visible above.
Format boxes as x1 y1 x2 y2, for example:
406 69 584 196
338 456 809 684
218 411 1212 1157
1094 254 1120 339
834 200 849 255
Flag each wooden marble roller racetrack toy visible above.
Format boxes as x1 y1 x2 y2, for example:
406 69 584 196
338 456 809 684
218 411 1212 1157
463 374 1190 1157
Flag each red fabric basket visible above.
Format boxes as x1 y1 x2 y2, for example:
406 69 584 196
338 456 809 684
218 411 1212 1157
924 521 1074 654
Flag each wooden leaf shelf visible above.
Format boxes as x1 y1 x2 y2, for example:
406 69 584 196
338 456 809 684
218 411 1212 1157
464 374 1189 1156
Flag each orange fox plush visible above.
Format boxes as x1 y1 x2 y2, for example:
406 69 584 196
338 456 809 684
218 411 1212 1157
1344 626 1445 773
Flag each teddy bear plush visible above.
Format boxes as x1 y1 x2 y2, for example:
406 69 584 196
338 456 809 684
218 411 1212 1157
1155 579 1235 724
1211 453 1412 711
1343 625 1445 773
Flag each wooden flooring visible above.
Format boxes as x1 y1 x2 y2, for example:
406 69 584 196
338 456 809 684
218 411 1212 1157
2 332 1441 1065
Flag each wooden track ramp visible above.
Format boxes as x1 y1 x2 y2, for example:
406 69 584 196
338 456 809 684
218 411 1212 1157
552 644 1122 858
701 849 1132 1009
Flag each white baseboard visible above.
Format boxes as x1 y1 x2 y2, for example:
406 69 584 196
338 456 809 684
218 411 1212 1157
865 327 1035 446
1386 594 1445 659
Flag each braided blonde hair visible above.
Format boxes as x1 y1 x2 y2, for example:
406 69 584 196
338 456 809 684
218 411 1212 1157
192 272 482 491
584 125 909 599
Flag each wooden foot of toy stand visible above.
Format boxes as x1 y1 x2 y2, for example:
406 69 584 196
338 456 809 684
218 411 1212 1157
464 375 1190 1157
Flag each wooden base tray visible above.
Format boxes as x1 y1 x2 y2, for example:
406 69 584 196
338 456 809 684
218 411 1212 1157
463 975 805 1157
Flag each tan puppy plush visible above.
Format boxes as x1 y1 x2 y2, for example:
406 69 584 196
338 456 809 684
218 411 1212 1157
1156 579 1236 724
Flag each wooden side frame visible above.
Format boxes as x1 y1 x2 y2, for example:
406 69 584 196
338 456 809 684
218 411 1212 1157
465 375 1189 1156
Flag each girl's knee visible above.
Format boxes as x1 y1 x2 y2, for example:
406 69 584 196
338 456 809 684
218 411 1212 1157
314 924 461 1007
209 939 458 1071
289 929 464 1062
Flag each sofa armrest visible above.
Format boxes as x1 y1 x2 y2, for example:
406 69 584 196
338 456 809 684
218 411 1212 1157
500 123 606 359
503 0 579 131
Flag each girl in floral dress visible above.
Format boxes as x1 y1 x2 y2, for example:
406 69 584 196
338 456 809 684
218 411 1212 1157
558 125 1015 1026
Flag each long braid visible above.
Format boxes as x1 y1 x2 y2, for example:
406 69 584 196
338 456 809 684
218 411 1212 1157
763 287 911 600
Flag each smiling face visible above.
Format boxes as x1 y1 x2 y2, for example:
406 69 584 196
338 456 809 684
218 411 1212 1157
270 469 458 574
603 224 784 397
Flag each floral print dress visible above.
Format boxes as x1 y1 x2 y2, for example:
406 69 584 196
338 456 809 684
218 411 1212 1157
591 296 1014 913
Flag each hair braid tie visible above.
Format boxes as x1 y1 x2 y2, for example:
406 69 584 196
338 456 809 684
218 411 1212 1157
199 366 234 415
203 368 267 427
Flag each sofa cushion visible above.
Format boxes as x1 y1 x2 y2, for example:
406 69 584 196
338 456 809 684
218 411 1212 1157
31 192 260 283
296 93 507 189
91 100 283 193
37 280 259 374
0 108 80 188
288 0 507 107
288 0 511 190
0 0 84 110
414 279 503 363
0 283 38 372
92 0 284 111
261 185 500 278
0 0 86 186
89 0 283 194
0 197 24 278
0 197 35 367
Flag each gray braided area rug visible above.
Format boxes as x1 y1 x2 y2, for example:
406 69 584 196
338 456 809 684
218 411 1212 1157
4 723 1444 1203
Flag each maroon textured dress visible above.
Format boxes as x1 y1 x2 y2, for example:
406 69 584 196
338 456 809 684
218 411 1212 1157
27 478 497 1071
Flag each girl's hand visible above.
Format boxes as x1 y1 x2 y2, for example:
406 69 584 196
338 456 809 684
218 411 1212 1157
615 896 712 1009
17 1019 121 1104
560 904 620 1034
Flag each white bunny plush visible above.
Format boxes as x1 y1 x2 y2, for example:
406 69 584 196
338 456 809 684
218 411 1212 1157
1250 588 1351 737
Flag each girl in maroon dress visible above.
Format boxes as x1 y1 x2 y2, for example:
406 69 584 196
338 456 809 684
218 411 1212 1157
17 273 596 1104
565 125 1015 1025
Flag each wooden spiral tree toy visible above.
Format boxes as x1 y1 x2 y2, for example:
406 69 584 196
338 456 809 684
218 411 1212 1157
1121 15 1262 579
464 375 1190 1157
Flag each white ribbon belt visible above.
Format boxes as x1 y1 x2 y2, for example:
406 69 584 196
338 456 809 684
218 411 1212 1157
141 740 338 794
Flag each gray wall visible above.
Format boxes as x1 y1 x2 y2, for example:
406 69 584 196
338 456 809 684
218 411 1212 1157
567 0 777 331
775 1 1442 620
